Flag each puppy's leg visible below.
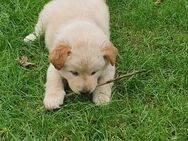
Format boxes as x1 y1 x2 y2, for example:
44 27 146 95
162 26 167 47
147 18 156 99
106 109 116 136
24 6 48 43
43 64 66 110
93 83 112 105
24 19 43 42
93 66 115 105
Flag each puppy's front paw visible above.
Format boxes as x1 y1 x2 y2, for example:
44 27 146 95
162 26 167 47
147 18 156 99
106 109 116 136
93 92 111 106
24 33 37 42
43 90 65 110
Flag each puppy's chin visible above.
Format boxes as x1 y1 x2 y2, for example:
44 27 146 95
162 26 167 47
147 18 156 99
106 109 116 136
72 89 81 95
69 85 97 95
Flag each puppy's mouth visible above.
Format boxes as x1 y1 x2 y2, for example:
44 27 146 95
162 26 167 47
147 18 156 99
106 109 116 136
66 83 95 95
73 88 95 95
70 86 96 95
62 78 97 95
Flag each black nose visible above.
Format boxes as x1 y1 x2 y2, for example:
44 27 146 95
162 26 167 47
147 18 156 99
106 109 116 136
80 90 90 94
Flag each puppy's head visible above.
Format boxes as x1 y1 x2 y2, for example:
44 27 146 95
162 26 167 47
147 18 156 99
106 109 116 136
49 41 117 94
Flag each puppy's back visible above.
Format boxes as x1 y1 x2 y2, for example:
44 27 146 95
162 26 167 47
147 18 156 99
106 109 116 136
42 0 108 30
42 0 109 48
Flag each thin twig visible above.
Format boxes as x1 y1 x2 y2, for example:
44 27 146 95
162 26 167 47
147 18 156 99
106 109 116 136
97 69 146 86
65 69 147 97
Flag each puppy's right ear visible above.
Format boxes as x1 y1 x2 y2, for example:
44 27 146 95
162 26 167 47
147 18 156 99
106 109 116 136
49 42 71 70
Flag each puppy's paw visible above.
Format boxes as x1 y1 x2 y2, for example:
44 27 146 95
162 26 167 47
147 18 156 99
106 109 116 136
93 92 111 106
24 33 37 42
43 90 65 110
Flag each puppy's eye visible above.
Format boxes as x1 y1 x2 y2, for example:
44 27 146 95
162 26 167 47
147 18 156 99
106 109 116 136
91 71 96 75
70 71 79 76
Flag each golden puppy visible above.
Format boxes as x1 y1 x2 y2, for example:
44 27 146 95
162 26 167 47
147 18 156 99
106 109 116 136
24 0 117 110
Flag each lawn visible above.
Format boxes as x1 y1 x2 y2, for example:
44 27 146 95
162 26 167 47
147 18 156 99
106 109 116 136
0 0 188 140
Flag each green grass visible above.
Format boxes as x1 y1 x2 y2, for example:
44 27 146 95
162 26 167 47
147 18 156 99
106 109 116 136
1 0 188 140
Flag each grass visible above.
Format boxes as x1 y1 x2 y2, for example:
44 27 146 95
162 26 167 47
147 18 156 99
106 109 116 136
0 0 188 140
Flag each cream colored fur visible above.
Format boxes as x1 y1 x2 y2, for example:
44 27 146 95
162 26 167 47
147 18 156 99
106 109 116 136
24 0 117 110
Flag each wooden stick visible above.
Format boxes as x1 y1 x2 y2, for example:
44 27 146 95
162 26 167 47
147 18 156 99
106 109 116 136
65 69 147 97
97 69 146 86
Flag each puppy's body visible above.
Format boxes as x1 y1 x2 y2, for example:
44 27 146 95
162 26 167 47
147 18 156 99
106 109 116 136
24 0 117 109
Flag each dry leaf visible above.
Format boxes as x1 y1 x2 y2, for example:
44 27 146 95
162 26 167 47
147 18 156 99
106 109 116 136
17 56 36 67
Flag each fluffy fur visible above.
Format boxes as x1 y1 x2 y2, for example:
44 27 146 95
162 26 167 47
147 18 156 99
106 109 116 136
24 0 117 110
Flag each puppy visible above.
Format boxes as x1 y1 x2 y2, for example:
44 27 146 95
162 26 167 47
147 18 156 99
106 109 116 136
24 0 118 110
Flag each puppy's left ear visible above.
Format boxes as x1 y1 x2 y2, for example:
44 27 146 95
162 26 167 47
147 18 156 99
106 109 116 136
49 42 71 70
101 42 118 66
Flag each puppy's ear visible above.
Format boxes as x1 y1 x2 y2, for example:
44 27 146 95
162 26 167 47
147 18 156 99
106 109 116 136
49 42 71 70
101 42 118 66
